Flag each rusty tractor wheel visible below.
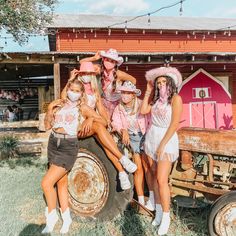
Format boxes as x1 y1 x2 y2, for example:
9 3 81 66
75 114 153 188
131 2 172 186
68 136 134 221
208 191 236 236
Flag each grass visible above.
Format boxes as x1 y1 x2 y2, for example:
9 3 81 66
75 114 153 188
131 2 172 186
0 157 209 236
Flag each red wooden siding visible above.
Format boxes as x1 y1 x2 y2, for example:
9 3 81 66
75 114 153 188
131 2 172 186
56 30 236 53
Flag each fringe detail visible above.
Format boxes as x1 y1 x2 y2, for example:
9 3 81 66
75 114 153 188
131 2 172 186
158 152 178 162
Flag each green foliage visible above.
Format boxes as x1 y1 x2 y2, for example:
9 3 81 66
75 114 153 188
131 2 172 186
0 0 58 44
0 135 19 159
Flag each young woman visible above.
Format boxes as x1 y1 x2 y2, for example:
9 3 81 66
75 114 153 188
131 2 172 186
61 62 137 190
112 81 149 206
42 78 108 234
61 61 109 124
140 66 183 235
80 48 136 118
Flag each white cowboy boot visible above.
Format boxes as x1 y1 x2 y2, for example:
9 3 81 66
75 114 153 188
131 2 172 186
152 204 163 226
60 208 72 234
41 208 59 234
158 212 171 235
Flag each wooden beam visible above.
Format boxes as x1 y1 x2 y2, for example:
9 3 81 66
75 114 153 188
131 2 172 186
54 63 61 99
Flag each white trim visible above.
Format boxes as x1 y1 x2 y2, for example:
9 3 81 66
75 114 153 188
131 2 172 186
179 68 231 98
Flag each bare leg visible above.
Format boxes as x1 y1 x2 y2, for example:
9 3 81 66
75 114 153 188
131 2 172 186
157 160 172 212
141 153 154 192
57 174 69 212
41 164 67 212
102 146 124 172
133 153 144 197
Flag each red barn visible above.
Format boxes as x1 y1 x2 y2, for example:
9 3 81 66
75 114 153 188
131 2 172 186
47 14 236 128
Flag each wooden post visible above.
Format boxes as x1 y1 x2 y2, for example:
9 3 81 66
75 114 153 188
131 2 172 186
54 63 61 99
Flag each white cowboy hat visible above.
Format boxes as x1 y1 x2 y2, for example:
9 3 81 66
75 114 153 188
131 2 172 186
145 66 182 88
100 48 124 66
117 81 141 96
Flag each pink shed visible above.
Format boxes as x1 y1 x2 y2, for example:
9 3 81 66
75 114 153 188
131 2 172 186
179 69 233 130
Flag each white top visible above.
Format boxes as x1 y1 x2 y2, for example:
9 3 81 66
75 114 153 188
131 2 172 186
53 102 81 135
151 100 172 128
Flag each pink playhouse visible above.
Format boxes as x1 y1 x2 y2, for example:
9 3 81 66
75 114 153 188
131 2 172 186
179 68 233 130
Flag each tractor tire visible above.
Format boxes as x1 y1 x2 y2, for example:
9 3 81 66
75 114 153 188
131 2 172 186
208 191 236 236
68 136 134 221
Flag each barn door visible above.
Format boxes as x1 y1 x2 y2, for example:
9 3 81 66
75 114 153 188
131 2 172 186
190 102 217 129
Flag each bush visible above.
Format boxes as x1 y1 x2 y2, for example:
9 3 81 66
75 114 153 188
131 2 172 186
0 136 19 159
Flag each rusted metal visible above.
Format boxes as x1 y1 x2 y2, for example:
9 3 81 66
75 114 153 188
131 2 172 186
214 202 236 236
208 154 214 182
68 149 109 217
171 179 230 195
180 150 193 170
177 127 236 157
171 177 236 188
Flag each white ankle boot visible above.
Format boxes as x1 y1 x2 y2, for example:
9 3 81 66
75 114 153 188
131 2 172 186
119 156 137 173
152 204 163 226
158 212 171 235
42 208 59 234
119 171 131 190
145 191 155 211
60 208 72 234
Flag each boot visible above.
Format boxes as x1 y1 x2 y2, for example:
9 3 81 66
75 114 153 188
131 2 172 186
119 155 137 173
42 208 59 234
152 204 163 226
119 171 131 190
158 212 171 235
60 208 72 234
145 191 155 211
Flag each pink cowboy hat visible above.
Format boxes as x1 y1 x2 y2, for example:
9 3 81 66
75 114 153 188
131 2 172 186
100 48 124 66
117 81 141 96
145 66 182 88
77 61 96 74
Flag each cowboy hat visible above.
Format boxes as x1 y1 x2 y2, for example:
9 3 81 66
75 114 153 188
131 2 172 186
145 66 182 87
100 48 124 66
117 81 141 96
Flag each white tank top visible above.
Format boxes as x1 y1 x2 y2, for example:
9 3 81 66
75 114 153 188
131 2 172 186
151 100 172 128
53 102 82 135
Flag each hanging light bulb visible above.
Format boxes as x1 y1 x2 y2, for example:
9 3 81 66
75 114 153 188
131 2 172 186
214 33 217 39
179 0 183 16
108 28 111 36
148 13 151 25
94 30 97 38
143 29 146 34
84 31 86 38
228 31 231 36
125 21 128 34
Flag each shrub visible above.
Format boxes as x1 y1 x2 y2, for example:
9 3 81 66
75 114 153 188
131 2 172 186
0 136 19 159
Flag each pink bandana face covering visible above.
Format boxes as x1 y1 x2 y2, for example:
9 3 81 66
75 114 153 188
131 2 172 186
104 60 116 70
159 84 169 104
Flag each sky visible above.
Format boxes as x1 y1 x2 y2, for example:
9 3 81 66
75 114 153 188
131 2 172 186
1 0 236 52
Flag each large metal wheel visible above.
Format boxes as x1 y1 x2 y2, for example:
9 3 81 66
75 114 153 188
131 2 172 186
208 191 236 236
68 137 134 221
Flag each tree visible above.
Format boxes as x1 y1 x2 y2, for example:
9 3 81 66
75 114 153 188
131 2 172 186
0 0 58 44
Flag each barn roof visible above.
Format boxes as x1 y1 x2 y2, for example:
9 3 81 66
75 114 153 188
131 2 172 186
49 14 236 31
